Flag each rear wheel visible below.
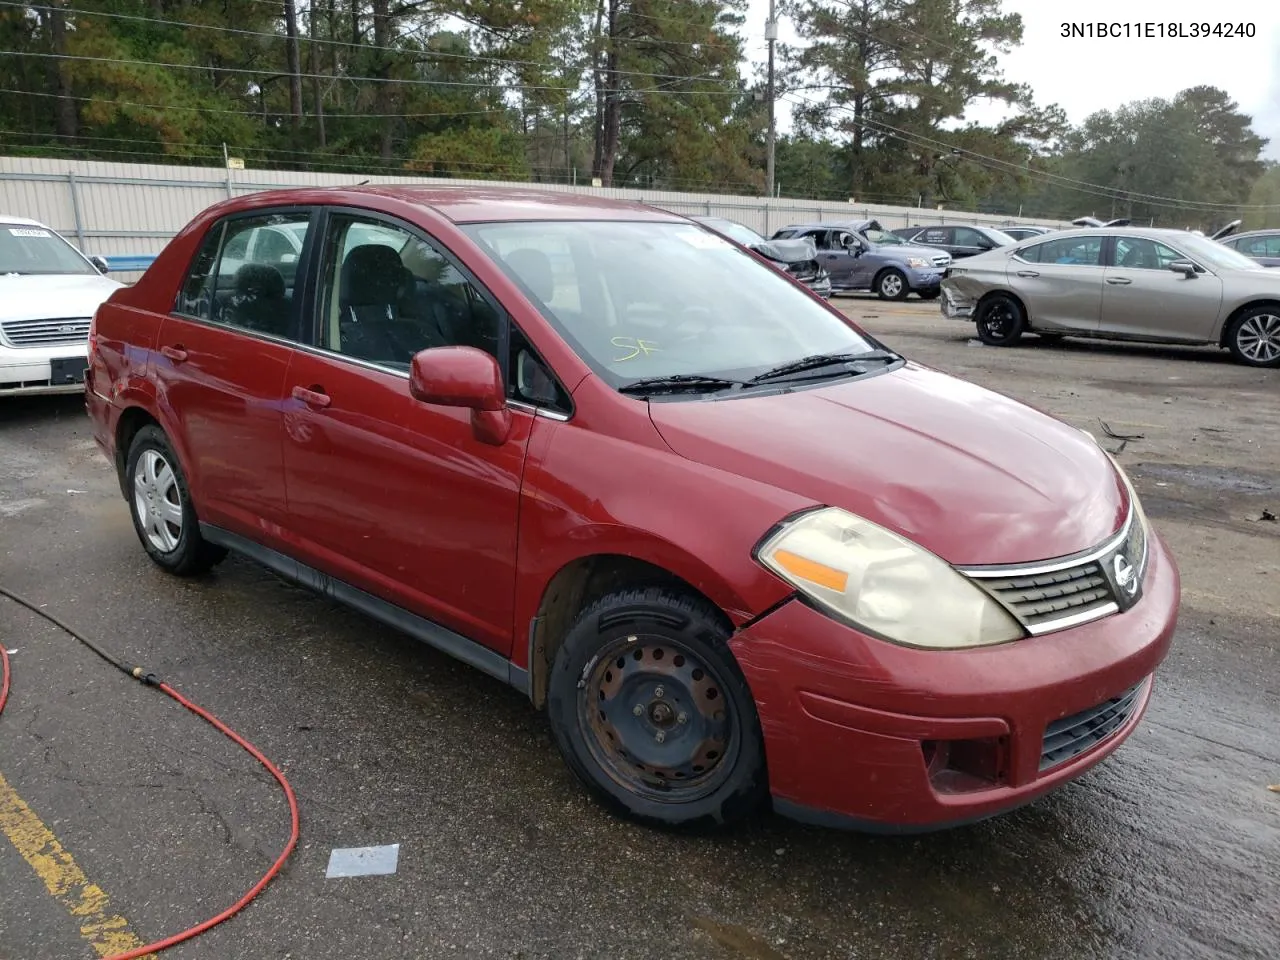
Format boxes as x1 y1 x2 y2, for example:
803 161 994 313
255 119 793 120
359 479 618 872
1226 308 1280 367
975 293 1026 346
875 268 909 301
547 587 767 828
125 425 227 576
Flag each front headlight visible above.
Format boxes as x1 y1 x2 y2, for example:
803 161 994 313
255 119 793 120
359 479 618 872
755 508 1024 649
905 257 929 268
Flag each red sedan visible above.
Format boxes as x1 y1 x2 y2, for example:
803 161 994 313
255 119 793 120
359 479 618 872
84 187 1179 831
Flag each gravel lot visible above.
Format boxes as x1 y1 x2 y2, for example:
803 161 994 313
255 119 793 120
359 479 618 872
1 297 1277 960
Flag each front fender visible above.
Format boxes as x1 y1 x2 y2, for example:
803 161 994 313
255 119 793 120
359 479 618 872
512 416 811 672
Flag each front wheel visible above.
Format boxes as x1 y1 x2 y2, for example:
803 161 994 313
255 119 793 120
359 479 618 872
975 294 1026 346
1226 308 1280 367
875 268 909 301
547 587 767 828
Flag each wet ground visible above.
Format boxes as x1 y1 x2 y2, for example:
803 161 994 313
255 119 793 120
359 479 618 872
1 299 1277 960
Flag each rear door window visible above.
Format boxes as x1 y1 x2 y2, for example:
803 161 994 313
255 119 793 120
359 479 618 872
1019 236 1103 266
173 210 313 341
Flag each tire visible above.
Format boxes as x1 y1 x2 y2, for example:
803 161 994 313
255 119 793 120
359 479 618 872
546 586 768 829
975 293 1026 346
124 425 227 576
1225 307 1280 367
875 268 909 301
917 289 941 300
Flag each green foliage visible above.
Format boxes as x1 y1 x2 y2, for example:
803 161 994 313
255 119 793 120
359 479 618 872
0 1 1272 220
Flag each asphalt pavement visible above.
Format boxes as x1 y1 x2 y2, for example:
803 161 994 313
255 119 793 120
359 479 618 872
1 305 1277 960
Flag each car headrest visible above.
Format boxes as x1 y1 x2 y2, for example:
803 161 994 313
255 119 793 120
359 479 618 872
232 263 285 301
341 244 408 306
503 248 555 304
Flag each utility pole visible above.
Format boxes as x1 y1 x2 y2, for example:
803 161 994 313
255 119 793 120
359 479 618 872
765 0 777 198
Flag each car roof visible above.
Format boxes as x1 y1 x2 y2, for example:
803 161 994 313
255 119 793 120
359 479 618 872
223 185 684 224
1224 228 1280 238
0 214 49 227
778 221 870 231
1016 226 1211 242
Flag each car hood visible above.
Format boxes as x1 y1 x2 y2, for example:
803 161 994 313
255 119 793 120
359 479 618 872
0 273 122 322
750 238 817 264
646 363 1126 566
876 242 949 261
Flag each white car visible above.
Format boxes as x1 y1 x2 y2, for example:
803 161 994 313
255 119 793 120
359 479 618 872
1 215 124 396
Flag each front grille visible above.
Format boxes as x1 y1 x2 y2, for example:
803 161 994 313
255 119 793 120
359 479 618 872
931 255 951 267
1040 680 1146 770
980 563 1114 629
0 317 91 348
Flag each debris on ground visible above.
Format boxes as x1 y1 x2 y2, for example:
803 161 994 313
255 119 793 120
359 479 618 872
1099 419 1145 441
1269 784 1280 793
1107 440 1128 455
1249 508 1278 523
966 339 984 347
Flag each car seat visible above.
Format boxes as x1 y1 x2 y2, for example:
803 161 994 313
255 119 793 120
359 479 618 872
224 263 289 336
338 243 437 363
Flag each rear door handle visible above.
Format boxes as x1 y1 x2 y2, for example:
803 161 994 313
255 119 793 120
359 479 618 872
292 385 332 409
1105 277 1132 285
160 344 188 363
1015 270 1039 278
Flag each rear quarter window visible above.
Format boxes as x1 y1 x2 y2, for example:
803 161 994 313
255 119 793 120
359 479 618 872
174 224 225 320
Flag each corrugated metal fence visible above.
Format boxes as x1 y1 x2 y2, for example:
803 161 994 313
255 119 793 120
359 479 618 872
2 156 1068 281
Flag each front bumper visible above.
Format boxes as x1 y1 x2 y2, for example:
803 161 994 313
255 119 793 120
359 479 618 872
729 530 1179 831
0 343 89 396
905 266 946 292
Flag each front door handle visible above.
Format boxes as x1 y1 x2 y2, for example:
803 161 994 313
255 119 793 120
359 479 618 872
160 344 188 363
1015 270 1039 278
292 385 332 409
1106 277 1132 285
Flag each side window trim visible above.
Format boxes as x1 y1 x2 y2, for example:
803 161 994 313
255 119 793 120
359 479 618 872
171 206 319 343
306 205 529 394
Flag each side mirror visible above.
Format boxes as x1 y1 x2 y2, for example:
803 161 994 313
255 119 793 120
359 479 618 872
409 346 510 445
1169 259 1198 278
88 255 110 274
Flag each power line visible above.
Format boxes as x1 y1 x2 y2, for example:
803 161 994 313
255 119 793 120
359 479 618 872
787 94 1280 212
7 50 751 98
6 2 748 89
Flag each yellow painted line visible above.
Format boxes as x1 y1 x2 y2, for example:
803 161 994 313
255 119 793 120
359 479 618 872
0 770 155 959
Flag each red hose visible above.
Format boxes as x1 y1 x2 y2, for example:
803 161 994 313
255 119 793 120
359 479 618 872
0 605 300 959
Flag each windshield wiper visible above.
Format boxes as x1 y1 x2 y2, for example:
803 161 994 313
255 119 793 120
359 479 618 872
618 374 747 396
749 350 898 384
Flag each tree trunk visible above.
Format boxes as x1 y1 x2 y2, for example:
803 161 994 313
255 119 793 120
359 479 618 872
371 0 394 160
48 0 77 139
590 0 606 178
308 0 326 146
284 0 304 125
592 0 621 185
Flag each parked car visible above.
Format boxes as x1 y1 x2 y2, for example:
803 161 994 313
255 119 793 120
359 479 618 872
890 224 1016 259
1218 229 1280 267
999 226 1054 242
940 227 1280 366
771 219 952 300
692 216 832 298
1 215 123 396
86 186 1178 832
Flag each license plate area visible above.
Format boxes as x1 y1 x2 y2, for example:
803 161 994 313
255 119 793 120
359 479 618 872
50 357 86 385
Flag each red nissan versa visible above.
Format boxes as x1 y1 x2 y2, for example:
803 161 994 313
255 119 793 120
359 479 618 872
84 187 1179 831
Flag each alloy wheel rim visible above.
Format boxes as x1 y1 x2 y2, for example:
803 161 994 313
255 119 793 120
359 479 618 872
984 304 1013 338
1237 313 1280 363
881 274 903 297
133 449 183 553
580 635 737 803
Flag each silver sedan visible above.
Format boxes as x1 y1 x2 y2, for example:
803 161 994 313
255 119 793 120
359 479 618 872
939 227 1280 367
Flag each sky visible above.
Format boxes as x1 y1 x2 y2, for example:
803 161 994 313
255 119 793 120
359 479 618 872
740 0 1280 159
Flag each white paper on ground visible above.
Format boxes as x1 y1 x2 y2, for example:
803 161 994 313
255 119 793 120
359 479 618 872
325 844 400 878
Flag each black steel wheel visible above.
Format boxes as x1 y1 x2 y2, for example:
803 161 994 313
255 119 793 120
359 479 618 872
975 293 1026 346
547 587 767 828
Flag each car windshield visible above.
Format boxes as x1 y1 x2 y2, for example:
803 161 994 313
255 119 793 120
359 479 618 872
463 220 882 389
862 228 905 245
1175 232 1263 271
0 223 94 275
705 219 765 246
